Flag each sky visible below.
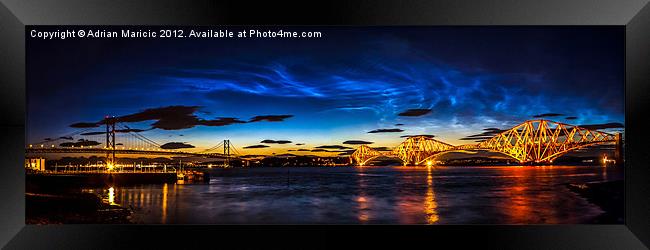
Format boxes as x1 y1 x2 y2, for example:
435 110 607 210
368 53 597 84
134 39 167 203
26 27 625 156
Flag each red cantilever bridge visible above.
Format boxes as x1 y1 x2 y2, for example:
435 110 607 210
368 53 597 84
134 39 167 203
351 119 623 166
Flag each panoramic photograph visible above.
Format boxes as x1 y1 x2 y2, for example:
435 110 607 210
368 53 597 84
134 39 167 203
25 26 624 224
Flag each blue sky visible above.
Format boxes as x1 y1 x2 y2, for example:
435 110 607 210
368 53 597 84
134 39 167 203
27 27 624 155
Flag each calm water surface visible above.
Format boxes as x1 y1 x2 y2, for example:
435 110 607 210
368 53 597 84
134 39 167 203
84 165 622 224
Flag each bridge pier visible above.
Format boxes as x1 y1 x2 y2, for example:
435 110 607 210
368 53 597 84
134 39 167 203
223 140 231 167
615 133 623 166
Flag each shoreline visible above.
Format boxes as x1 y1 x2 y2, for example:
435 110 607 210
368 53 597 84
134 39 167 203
26 192 132 224
566 179 624 224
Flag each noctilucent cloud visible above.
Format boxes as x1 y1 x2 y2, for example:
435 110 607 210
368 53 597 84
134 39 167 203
27 27 624 155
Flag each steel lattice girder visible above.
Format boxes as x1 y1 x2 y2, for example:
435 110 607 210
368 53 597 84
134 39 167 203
350 120 619 165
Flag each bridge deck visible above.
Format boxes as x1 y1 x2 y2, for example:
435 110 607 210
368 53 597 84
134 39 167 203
26 148 229 158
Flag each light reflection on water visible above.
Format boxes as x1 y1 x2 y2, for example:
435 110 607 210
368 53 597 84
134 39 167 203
83 165 622 224
107 187 116 205
425 167 439 224
356 169 369 222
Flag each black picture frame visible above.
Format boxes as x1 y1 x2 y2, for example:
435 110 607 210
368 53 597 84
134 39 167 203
1 0 649 249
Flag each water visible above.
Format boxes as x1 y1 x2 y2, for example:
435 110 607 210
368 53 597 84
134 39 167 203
83 165 622 224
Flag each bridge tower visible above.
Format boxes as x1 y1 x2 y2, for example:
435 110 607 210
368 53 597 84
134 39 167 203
223 139 231 167
105 116 117 169
615 133 623 166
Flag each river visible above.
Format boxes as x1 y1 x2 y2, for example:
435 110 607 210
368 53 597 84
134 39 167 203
82 165 623 224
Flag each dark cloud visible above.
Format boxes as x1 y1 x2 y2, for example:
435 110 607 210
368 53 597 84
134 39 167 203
368 128 404 133
398 109 432 117
160 142 195 149
43 138 52 141
197 117 247 126
400 134 435 138
565 116 578 120
115 128 149 133
533 113 564 118
249 115 293 122
261 139 293 144
69 122 100 128
395 123 404 126
241 154 266 158
483 128 503 132
460 127 506 142
243 144 270 149
79 128 150 136
459 137 492 141
578 122 624 130
477 128 505 135
342 140 373 145
140 106 200 130
295 149 310 151
80 131 107 136
336 149 357 155
315 145 352 150
116 143 123 146
70 106 248 131
59 136 73 140
373 147 391 151
295 143 305 146
70 106 198 130
59 139 101 147
113 105 198 124
310 149 331 152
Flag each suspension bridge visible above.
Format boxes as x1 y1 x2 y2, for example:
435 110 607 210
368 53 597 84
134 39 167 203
351 119 623 166
26 116 243 167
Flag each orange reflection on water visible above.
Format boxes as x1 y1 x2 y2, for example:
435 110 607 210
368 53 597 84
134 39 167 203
103 184 177 223
356 170 370 222
162 183 168 224
357 196 369 222
107 187 116 205
501 166 533 223
424 167 439 224
393 166 440 224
